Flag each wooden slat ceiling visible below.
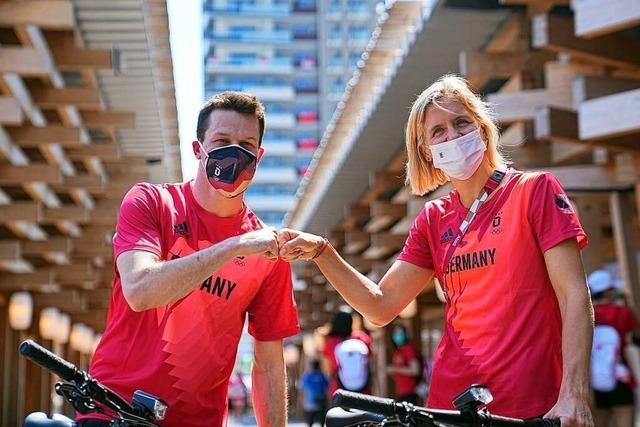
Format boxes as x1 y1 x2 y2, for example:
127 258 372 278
74 0 181 181
0 0 181 331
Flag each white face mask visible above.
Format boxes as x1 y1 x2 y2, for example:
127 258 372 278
429 129 486 180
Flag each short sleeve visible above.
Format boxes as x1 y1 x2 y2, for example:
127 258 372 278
528 173 588 253
397 208 434 270
247 259 299 341
113 183 163 260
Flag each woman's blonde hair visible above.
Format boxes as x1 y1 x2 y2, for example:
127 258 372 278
405 74 505 195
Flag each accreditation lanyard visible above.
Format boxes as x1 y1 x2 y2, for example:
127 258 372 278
439 170 506 281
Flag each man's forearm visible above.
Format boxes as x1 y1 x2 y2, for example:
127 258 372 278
252 361 286 427
123 236 239 310
559 292 593 397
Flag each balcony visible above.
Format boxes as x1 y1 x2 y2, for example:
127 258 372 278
262 139 297 156
297 137 319 151
244 194 296 211
347 6 371 20
205 57 293 75
208 84 295 102
204 29 291 44
204 2 291 17
296 111 318 123
266 112 296 129
253 167 298 184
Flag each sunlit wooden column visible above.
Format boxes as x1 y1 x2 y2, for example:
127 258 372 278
610 191 640 309
573 196 605 274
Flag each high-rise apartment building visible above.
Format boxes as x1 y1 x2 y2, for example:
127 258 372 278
203 0 380 227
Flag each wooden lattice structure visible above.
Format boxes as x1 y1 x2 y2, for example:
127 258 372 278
0 0 180 423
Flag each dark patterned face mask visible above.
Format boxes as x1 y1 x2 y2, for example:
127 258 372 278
198 142 257 195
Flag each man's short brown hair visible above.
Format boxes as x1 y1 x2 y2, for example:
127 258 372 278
197 91 265 144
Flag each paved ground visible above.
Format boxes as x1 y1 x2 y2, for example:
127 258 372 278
227 413 308 426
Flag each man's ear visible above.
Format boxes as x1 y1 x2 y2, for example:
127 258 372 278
257 147 265 162
193 141 203 159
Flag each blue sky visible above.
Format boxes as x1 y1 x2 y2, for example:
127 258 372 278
167 0 202 181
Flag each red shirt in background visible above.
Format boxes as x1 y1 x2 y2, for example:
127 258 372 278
79 182 299 427
392 343 420 396
594 303 637 356
398 170 587 419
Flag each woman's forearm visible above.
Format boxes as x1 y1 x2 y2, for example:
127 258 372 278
558 289 593 397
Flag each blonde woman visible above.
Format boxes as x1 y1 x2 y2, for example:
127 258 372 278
279 75 594 426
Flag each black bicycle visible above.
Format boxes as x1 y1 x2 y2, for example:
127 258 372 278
19 340 168 427
326 385 561 427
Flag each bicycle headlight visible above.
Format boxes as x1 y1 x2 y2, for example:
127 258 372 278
452 385 493 412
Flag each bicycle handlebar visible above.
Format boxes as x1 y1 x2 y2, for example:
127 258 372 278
332 390 400 417
19 340 85 384
331 389 561 427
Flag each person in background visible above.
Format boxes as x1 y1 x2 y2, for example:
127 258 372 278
387 323 422 404
588 269 639 427
322 310 372 397
300 359 329 427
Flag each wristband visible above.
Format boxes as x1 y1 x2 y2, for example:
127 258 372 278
311 238 330 260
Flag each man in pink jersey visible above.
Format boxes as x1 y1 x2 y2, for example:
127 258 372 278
77 92 299 427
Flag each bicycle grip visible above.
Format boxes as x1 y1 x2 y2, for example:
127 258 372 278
19 340 83 383
522 419 561 427
331 389 399 417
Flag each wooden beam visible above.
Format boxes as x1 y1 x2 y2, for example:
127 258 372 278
52 264 96 285
572 75 640 106
343 230 371 255
535 106 640 151
0 269 55 291
573 0 640 38
0 0 74 29
43 206 90 223
578 89 640 140
0 203 41 223
0 165 61 185
0 96 23 124
35 290 87 313
0 240 21 261
66 144 120 162
538 165 633 191
6 126 82 148
459 51 553 80
51 47 112 70
0 48 49 75
22 237 72 261
80 111 135 128
343 204 370 231
532 13 640 69
31 87 102 109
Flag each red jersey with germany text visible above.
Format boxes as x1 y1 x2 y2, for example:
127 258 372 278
81 182 299 427
398 169 587 418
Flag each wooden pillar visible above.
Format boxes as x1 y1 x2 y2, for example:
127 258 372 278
0 295 7 424
573 196 605 274
610 191 640 309
2 307 19 426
